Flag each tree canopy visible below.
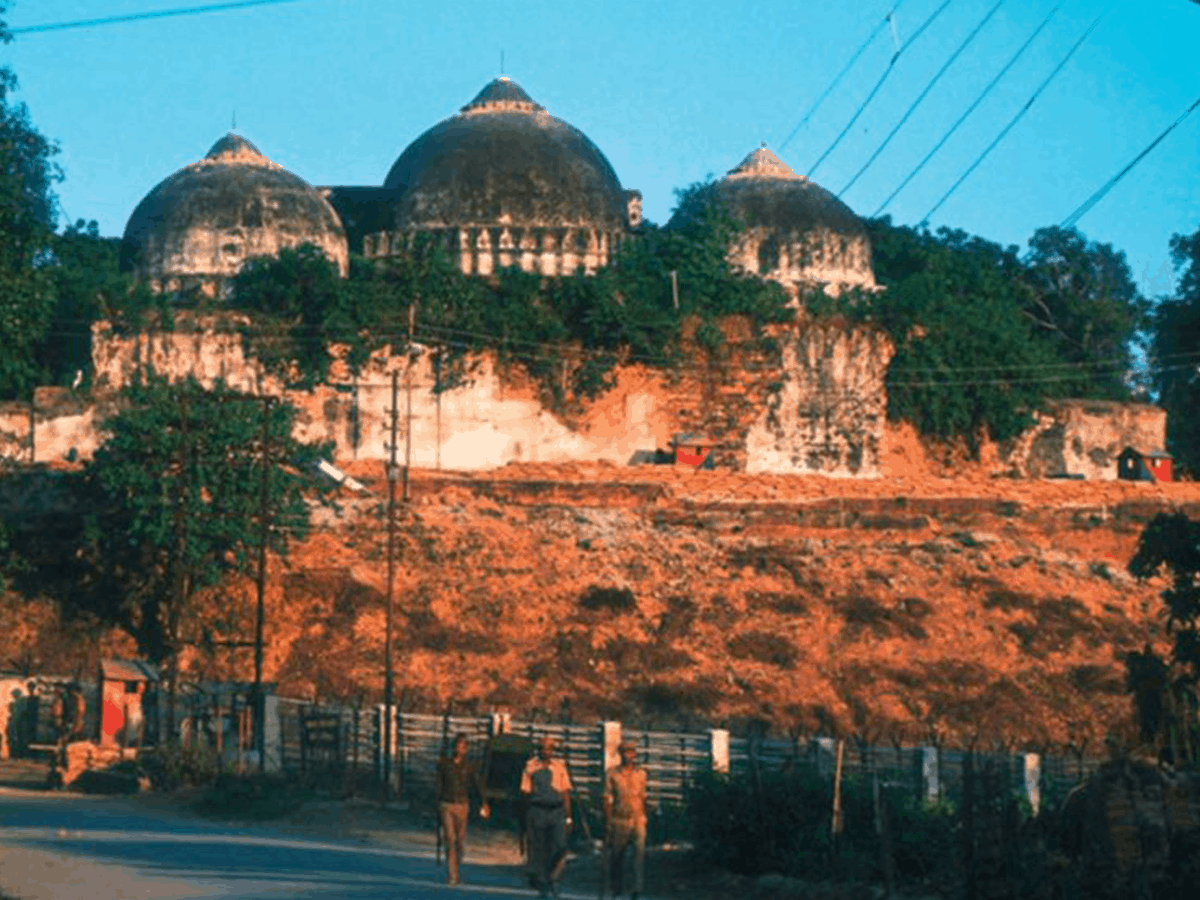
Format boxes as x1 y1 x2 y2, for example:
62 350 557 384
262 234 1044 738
839 219 1148 452
1151 224 1200 475
0 8 62 400
1128 512 1200 765
73 378 330 665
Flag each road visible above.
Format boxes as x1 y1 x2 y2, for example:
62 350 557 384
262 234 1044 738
0 787 553 900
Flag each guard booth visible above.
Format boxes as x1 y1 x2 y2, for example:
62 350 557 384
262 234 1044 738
98 659 158 750
1117 447 1173 482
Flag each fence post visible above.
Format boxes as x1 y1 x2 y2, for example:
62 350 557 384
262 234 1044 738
490 711 511 737
261 695 281 773
601 720 622 774
922 746 940 803
376 704 396 790
1023 752 1041 816
709 728 729 774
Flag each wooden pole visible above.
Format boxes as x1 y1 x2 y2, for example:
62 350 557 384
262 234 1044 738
403 303 415 503
253 396 273 773
383 370 399 802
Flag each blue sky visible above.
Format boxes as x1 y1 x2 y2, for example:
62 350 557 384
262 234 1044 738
5 0 1198 298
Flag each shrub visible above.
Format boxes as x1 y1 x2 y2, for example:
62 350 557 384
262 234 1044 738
140 744 224 791
686 767 956 885
578 585 637 613
198 772 309 820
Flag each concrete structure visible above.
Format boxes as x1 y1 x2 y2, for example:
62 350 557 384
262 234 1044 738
121 134 349 297
357 77 639 276
1006 399 1168 481
678 146 877 298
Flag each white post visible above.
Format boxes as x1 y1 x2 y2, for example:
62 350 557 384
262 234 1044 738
602 720 622 773
376 704 397 787
922 746 940 803
710 728 730 774
1024 752 1041 816
262 695 281 773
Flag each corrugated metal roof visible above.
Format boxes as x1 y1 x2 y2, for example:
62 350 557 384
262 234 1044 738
100 659 158 682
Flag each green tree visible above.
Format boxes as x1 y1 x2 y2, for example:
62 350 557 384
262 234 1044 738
1151 224 1200 475
1022 225 1148 399
75 378 330 666
36 219 147 388
231 243 351 386
0 6 62 399
865 221 1057 450
1128 512 1200 765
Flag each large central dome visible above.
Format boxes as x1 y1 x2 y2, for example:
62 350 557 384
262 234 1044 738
367 78 636 276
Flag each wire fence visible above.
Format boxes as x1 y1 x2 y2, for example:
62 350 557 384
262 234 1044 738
266 701 1103 824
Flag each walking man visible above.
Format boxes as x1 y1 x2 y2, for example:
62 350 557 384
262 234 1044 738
604 739 648 900
435 733 491 886
520 734 573 898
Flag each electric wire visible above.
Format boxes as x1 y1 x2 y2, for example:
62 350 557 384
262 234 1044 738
778 2 907 153
873 2 1062 217
10 0 304 35
1061 92 1200 229
808 0 955 179
919 8 1108 227
839 0 1005 198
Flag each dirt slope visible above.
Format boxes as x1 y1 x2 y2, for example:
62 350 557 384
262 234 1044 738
173 456 1196 752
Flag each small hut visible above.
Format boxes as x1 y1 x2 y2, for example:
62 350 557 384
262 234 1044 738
671 433 716 469
1117 447 1173 483
98 659 158 750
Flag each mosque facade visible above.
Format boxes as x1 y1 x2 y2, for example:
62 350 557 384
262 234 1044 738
96 77 900 477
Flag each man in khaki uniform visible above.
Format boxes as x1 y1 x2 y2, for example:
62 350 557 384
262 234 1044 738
604 739 648 900
520 735 573 899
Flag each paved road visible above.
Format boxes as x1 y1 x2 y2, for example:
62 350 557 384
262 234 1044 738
0 788 552 900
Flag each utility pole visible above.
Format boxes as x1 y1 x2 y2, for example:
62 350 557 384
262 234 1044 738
253 395 274 773
403 302 416 503
383 370 399 803
167 388 191 747
670 270 679 310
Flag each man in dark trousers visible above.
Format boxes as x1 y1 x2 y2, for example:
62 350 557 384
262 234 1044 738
435 733 490 886
604 739 648 900
520 734 573 899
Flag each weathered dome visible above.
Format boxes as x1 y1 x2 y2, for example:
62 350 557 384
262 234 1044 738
692 146 876 294
121 133 349 293
383 77 627 230
366 78 634 277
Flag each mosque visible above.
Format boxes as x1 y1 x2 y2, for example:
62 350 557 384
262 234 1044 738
119 76 878 300
8 77 1151 479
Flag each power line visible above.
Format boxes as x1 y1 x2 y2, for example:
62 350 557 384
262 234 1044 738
778 2 907 153
873 2 1062 217
919 9 1108 227
1061 92 1200 229
10 0 304 35
840 0 1005 198
808 0 955 179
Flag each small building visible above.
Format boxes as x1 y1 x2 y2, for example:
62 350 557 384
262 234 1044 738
671 433 716 468
1117 447 1173 483
98 659 158 750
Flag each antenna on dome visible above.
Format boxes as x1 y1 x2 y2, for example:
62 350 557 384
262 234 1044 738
500 50 504 75
232 110 237 131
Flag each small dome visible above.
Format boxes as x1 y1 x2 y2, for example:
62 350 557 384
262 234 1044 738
718 146 868 238
676 145 876 293
383 77 628 233
121 133 349 293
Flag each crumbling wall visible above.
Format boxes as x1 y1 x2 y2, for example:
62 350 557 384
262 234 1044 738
1004 400 1167 480
745 321 893 476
